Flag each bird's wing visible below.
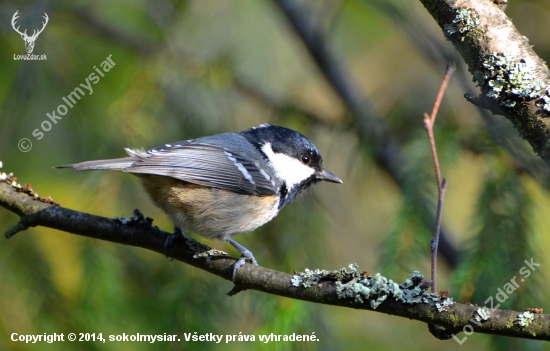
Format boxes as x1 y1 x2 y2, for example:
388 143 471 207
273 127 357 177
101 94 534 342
124 142 277 196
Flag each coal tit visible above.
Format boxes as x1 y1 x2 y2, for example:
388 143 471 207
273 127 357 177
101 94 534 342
58 124 342 280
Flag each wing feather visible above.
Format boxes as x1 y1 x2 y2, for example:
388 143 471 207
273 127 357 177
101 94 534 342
124 142 276 196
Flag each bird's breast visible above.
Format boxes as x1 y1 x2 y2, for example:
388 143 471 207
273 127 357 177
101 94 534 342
138 175 280 241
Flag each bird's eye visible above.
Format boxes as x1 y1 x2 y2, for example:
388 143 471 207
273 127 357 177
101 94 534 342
301 155 311 165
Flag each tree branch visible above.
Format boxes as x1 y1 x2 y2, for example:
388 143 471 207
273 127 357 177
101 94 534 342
420 0 550 164
1 170 549 341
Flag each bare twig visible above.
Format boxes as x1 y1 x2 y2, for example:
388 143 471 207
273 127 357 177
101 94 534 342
430 178 448 293
423 63 455 293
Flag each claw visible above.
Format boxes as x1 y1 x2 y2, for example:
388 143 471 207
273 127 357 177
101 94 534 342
228 238 258 281
165 227 184 260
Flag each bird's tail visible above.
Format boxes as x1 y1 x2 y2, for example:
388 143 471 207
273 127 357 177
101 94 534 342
56 157 139 171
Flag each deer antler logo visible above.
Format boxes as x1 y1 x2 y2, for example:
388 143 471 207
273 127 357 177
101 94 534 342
11 11 49 54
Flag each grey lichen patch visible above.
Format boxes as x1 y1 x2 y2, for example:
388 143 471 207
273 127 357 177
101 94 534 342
474 308 491 322
292 265 443 310
517 311 535 327
193 248 228 262
435 297 455 312
175 234 228 260
335 272 395 308
444 8 481 41
291 265 354 289
477 52 546 109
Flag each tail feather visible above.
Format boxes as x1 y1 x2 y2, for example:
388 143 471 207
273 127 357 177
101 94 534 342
56 157 139 171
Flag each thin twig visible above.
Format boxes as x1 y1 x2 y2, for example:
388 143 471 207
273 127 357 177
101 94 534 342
424 112 442 187
429 64 455 124
424 63 455 293
430 178 448 293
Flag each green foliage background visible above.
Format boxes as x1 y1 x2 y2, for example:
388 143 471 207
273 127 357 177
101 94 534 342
1 0 550 350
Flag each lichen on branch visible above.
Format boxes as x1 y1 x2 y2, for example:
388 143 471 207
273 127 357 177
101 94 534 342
420 0 550 161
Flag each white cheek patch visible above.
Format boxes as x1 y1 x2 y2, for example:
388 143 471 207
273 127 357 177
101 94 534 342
261 142 315 188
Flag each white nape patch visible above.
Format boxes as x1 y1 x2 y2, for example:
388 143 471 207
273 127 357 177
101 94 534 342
252 123 270 129
261 142 315 188
165 144 172 147
224 151 255 184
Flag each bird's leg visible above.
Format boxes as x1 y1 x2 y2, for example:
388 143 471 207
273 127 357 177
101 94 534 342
165 227 186 260
228 238 258 281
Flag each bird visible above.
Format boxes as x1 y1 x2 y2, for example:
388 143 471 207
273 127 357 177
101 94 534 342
58 124 342 281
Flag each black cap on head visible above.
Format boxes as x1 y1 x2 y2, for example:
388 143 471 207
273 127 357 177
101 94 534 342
240 124 324 172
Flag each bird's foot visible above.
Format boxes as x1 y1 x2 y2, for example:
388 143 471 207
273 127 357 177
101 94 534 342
228 238 258 282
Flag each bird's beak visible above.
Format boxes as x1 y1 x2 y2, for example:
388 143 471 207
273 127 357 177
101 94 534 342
317 169 343 184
